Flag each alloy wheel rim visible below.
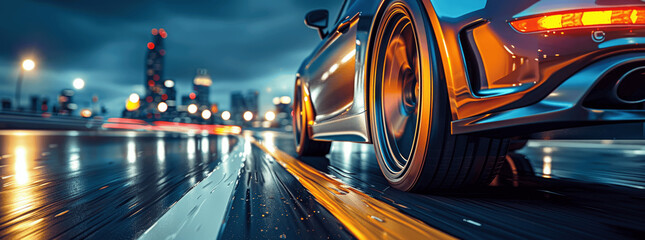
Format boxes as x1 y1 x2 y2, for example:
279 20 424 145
294 86 302 145
376 10 420 175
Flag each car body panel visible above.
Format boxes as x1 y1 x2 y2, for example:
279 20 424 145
424 0 645 122
306 13 359 122
298 0 379 142
297 0 645 141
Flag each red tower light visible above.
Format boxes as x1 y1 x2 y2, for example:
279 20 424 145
151 28 158 35
147 42 155 50
159 28 167 38
189 92 196 100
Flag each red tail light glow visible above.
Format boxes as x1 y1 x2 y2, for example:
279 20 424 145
510 8 645 33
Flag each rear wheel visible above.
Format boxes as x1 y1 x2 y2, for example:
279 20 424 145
369 0 509 192
293 79 331 156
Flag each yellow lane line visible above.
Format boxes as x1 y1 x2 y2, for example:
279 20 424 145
250 137 456 240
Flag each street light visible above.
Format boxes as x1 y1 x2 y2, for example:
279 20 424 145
126 93 140 111
187 104 198 114
201 109 212 120
129 93 140 103
243 111 253 121
15 59 36 110
221 111 231 121
265 111 276 121
73 78 85 90
157 102 168 112
22 60 35 71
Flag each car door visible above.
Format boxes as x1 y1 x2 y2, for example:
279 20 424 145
306 0 360 122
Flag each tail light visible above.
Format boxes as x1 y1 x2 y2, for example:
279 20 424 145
510 8 645 33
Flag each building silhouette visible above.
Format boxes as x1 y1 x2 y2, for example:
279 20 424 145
164 79 177 113
142 28 169 119
230 90 259 125
193 69 212 108
230 92 245 124
181 94 194 106
245 90 259 119
58 89 76 116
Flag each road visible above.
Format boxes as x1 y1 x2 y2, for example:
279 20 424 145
0 129 643 239
0 130 238 239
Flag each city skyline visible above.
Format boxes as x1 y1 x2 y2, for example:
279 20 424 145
0 0 341 116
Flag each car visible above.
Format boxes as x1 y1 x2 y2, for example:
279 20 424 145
293 0 645 192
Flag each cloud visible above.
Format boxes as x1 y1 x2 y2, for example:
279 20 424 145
0 0 343 116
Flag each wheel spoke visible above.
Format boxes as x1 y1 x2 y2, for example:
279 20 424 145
395 111 417 159
377 11 420 174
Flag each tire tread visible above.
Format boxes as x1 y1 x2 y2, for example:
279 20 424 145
299 139 331 156
417 134 509 191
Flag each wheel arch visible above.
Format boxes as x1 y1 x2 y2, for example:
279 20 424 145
295 77 316 139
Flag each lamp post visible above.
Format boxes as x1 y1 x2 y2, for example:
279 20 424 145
73 78 91 116
16 59 35 110
73 78 85 90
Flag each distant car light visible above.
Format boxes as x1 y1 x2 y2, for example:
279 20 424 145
188 104 198 114
202 109 212 120
243 111 253 121
80 109 92 118
158 102 168 112
221 111 231 121
265 111 276 121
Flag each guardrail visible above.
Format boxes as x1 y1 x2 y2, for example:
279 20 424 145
0 112 103 130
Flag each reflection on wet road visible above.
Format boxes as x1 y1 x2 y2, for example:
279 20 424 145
0 129 644 239
0 130 237 239
253 131 645 239
220 134 352 239
519 140 645 189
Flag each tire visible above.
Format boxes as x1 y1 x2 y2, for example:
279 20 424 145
369 0 509 192
293 78 331 156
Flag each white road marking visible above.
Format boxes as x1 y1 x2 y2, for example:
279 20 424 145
137 138 248 240
463 219 482 227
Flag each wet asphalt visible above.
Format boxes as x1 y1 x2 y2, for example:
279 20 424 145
0 129 643 239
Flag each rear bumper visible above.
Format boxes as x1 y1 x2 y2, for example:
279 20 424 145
451 52 645 136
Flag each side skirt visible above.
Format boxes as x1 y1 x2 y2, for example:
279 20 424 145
311 111 371 143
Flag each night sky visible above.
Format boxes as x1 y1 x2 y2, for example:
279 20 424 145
0 0 342 116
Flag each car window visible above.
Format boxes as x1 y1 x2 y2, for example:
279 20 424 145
334 0 349 24
323 0 348 34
